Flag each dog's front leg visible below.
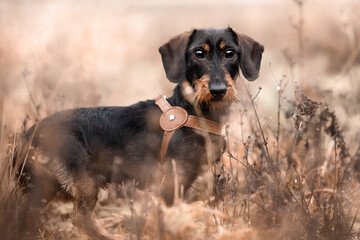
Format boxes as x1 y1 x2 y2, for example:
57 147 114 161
150 159 200 206
71 171 122 240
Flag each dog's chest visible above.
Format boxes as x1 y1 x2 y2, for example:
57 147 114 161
168 128 225 163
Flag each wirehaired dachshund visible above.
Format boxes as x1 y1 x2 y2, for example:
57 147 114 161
15 27 264 240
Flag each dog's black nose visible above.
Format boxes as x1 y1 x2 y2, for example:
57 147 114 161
209 83 227 99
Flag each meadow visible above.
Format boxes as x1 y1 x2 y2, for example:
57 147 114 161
0 0 359 239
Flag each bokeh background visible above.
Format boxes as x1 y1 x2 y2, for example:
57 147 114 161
1 0 360 239
1 0 359 139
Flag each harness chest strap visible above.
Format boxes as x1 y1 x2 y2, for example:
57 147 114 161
154 95 222 164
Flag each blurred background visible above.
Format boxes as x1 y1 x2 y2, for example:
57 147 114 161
0 0 359 144
1 1 360 239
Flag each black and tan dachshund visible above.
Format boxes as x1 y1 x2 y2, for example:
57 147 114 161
15 28 264 240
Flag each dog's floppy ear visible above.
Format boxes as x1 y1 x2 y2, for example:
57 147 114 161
159 30 194 83
229 28 264 81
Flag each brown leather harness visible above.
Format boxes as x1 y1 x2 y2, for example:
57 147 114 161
154 95 222 164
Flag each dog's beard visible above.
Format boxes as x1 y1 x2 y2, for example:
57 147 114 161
191 74 238 113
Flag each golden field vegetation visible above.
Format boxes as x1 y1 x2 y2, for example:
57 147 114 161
0 0 360 239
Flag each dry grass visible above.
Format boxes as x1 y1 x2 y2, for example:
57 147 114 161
1 0 360 239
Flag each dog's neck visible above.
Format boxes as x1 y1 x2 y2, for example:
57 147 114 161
166 83 231 123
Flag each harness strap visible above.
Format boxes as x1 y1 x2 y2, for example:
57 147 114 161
154 95 222 164
160 131 175 163
154 95 171 112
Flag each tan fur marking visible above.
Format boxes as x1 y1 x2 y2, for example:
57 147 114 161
193 74 212 107
219 42 227 50
193 73 238 112
202 44 210 52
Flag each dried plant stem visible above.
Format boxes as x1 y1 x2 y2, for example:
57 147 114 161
9 130 17 175
245 196 268 213
22 68 41 120
302 172 327 219
0 96 4 155
346 207 359 239
17 122 38 182
334 136 338 190
275 77 289 162
228 153 273 198
251 87 262 101
292 166 312 214
242 81 280 186
286 184 312 225
276 88 281 163
171 160 179 205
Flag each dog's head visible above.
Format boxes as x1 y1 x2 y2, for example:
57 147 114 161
159 28 264 111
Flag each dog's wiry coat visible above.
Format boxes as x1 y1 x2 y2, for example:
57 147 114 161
15 27 264 240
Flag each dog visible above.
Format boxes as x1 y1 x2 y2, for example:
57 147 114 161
15 27 264 240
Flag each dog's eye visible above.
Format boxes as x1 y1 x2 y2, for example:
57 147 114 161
225 49 235 58
195 49 205 59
